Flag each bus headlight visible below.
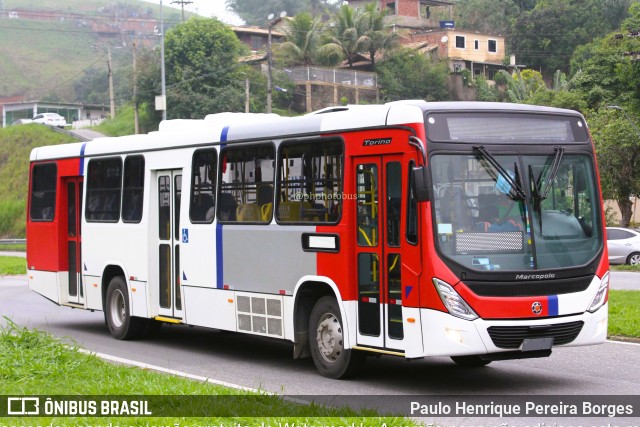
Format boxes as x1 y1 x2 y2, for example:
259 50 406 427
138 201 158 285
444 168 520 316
433 278 478 321
587 272 609 313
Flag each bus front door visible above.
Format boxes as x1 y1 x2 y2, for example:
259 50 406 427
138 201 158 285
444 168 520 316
156 170 183 319
354 157 405 352
65 177 83 305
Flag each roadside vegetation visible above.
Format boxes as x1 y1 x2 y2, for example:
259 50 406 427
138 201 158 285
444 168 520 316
0 256 26 275
0 319 416 425
0 125 76 238
608 290 640 339
0 243 26 252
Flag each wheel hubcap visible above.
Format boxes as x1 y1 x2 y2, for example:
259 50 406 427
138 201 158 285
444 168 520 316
631 255 640 265
316 313 343 363
110 289 125 328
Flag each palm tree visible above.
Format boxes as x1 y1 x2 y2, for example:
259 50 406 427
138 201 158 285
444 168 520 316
360 3 400 66
277 12 323 66
317 4 368 68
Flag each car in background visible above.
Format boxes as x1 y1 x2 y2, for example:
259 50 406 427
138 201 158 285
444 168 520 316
32 113 67 128
606 227 640 265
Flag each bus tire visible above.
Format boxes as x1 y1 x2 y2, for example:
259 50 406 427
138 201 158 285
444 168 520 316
105 276 146 340
309 296 364 379
450 355 492 367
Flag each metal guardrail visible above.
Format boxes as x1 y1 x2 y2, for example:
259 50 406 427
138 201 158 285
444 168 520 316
0 239 26 245
51 126 91 142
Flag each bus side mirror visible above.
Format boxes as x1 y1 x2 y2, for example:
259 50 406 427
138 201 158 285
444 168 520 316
412 166 429 202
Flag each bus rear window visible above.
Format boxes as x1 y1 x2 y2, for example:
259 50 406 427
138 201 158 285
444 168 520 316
30 163 57 221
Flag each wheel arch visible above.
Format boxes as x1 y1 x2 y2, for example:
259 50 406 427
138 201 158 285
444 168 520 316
101 264 128 312
292 276 351 359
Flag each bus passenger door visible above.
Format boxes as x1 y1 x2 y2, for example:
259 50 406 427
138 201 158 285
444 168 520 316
66 177 83 304
156 170 183 319
354 156 405 351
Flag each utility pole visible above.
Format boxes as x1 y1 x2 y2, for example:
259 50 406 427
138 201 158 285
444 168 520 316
133 42 139 134
171 0 193 22
108 47 115 120
266 12 286 114
160 0 167 121
245 79 250 113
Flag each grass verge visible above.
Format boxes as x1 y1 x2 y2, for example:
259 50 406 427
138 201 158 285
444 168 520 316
610 264 640 272
0 243 26 252
607 290 640 339
0 256 26 275
0 319 417 425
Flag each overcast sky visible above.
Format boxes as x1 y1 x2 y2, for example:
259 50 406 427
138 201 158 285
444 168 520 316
140 0 244 25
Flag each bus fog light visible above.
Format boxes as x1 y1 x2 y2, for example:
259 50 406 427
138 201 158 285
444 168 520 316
433 278 478 321
588 272 609 313
445 328 463 344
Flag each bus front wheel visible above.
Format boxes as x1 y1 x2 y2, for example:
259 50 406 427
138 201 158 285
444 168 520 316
105 276 147 340
308 296 364 379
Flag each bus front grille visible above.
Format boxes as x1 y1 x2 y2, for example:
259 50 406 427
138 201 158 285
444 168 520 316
487 321 584 349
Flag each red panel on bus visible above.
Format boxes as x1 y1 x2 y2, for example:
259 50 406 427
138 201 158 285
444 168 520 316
27 158 81 272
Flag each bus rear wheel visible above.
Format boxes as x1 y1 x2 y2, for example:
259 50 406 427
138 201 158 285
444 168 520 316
105 276 147 340
309 296 364 379
450 355 492 367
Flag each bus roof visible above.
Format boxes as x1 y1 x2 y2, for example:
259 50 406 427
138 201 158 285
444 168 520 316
29 101 583 162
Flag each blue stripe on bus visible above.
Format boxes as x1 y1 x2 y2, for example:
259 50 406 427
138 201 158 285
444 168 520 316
548 295 559 316
216 127 230 289
216 222 224 289
79 142 88 175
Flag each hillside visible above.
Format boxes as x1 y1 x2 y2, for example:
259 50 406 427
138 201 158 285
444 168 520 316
0 125 76 237
0 0 185 101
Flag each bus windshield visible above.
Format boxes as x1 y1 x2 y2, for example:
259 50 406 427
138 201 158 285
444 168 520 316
431 151 602 272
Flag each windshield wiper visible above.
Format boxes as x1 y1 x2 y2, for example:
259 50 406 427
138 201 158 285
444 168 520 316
538 146 565 201
473 145 526 200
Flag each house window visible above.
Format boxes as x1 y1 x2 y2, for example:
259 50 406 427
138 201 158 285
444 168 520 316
474 40 479 50
455 36 465 49
488 39 497 53
386 2 395 14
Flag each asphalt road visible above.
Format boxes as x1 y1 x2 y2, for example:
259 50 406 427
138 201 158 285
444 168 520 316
1 275 639 425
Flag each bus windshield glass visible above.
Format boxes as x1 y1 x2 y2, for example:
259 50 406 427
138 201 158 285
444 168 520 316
431 152 602 272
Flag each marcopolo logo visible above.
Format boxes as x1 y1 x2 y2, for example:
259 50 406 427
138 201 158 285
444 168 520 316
515 273 556 280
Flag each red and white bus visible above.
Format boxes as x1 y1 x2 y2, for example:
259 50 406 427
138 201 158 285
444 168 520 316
27 101 609 378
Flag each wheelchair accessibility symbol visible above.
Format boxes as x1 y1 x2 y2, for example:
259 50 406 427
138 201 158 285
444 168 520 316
182 228 189 243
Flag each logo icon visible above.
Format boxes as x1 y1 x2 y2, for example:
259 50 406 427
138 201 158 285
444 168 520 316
532 301 543 315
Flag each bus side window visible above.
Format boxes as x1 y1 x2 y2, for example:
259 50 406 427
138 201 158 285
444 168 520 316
406 161 418 244
30 163 57 222
122 156 145 223
86 158 122 223
276 139 343 224
190 149 217 223
218 145 275 224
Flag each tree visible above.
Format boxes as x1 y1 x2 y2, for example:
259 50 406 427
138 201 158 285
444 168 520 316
509 0 623 76
163 17 248 119
451 0 520 34
359 3 400 66
276 12 323 66
376 48 449 102
317 4 368 68
570 17 640 111
588 108 640 227
496 68 545 103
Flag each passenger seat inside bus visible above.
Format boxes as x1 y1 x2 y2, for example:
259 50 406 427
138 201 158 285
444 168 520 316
218 193 237 221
